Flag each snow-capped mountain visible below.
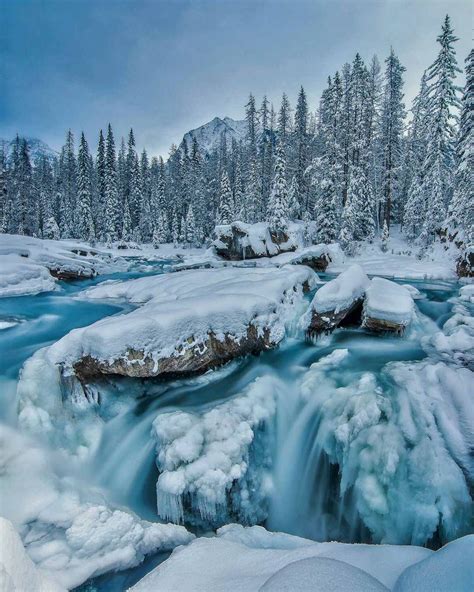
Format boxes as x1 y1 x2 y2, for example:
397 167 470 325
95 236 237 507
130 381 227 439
0 137 58 161
180 116 246 154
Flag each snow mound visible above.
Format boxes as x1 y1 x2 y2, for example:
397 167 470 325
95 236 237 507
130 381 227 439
0 255 57 297
313 264 369 314
0 424 193 590
363 277 414 328
46 266 316 376
459 283 474 303
259 557 388 592
0 517 66 592
153 375 279 527
393 535 474 592
130 524 433 592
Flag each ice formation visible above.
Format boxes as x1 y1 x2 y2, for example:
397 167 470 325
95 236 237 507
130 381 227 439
152 375 280 527
0 424 193 590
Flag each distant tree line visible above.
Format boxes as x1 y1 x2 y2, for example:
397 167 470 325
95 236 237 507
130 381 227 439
0 16 471 250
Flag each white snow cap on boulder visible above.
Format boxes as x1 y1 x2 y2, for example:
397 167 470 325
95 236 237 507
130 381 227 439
363 277 414 332
313 264 370 314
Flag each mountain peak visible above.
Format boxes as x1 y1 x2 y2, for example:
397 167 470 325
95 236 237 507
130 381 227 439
181 116 246 154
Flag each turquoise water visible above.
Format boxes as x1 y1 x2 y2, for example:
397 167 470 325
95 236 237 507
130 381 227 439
0 265 463 591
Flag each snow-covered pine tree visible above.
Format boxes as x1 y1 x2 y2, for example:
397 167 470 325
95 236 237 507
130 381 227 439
380 48 406 228
218 171 234 225
179 214 187 246
287 175 301 220
58 130 77 238
267 140 288 235
420 15 462 243
0 148 8 233
104 124 120 243
171 209 179 247
449 49 474 243
121 195 133 242
94 129 106 240
186 204 197 247
381 219 389 251
139 149 152 241
295 86 309 211
278 93 292 151
77 132 95 242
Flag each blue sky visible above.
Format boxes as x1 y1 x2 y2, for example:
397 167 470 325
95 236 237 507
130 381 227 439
1 0 471 157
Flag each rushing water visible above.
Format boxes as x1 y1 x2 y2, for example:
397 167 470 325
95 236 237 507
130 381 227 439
0 264 466 591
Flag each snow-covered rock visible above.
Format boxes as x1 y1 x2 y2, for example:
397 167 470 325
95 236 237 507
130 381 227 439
45 266 316 382
456 245 473 278
0 517 66 592
129 524 434 592
302 264 370 333
0 425 193 590
277 242 342 271
153 375 279 528
213 221 299 260
362 277 414 334
0 234 127 296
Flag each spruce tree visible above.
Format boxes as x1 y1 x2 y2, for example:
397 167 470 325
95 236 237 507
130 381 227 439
218 171 234 225
295 86 309 210
381 219 389 252
77 132 95 241
95 130 106 239
104 124 119 242
267 141 288 234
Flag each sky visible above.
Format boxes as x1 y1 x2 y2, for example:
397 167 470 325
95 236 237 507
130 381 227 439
1 0 472 158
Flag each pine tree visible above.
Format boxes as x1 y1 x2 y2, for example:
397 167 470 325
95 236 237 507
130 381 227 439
420 15 462 243
121 195 133 242
278 93 292 150
267 141 288 234
58 130 77 237
218 171 234 225
77 132 95 241
287 175 301 220
449 49 474 242
295 87 309 210
380 48 406 227
104 124 119 242
186 205 197 247
171 209 179 246
95 130 106 239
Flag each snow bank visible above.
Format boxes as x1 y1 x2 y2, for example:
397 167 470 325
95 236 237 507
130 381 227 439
130 524 433 592
363 277 414 330
0 234 128 297
46 266 316 377
0 424 193 590
459 283 474 303
0 255 57 297
296 351 473 545
393 535 474 592
153 375 280 527
0 517 66 592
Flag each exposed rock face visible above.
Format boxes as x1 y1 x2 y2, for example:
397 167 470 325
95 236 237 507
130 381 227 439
456 247 473 278
49 268 96 281
73 325 274 381
214 222 297 260
307 298 364 334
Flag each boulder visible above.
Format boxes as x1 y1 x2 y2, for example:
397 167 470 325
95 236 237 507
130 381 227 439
48 267 95 281
284 244 342 272
304 265 370 334
362 277 414 335
213 222 297 260
456 246 473 278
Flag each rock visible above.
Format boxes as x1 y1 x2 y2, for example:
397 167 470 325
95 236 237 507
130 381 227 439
213 221 297 260
284 244 342 272
48 268 95 281
456 246 473 278
362 277 414 335
303 265 370 334
73 325 274 381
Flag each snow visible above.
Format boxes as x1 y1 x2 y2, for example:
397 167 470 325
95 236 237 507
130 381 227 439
363 277 414 326
0 255 57 297
214 221 300 258
0 234 129 297
153 375 279 527
46 266 316 373
329 230 458 280
0 517 66 592
0 424 194 590
310 264 370 314
459 283 474 303
130 524 433 592
393 535 474 592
